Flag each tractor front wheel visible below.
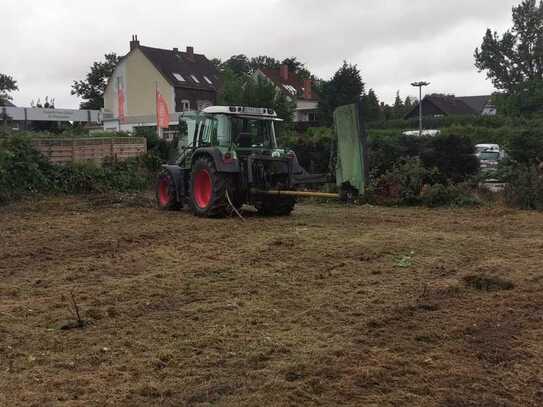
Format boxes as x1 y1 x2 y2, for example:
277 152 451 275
190 156 234 218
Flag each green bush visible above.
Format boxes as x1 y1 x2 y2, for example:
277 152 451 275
503 165 543 210
503 130 543 165
373 158 439 205
420 183 480 208
421 134 479 184
0 135 158 204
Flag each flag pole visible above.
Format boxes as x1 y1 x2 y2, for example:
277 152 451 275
155 81 160 139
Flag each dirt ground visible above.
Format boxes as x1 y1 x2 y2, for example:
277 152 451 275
1 195 543 406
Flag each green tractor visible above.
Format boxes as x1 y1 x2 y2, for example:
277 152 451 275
156 106 330 217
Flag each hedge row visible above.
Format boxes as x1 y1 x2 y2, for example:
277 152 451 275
0 135 161 204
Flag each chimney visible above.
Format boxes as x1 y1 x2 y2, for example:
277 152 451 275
186 46 194 60
280 64 289 81
129 34 140 51
303 79 312 100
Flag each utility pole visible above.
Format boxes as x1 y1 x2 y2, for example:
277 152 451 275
411 81 430 137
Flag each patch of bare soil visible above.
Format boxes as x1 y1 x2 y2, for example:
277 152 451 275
1 196 543 406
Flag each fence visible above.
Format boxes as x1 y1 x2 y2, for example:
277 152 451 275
31 137 147 165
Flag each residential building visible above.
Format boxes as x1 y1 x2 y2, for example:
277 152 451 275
405 94 496 119
103 35 221 132
255 65 319 125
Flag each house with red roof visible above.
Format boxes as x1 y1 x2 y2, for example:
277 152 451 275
255 64 319 124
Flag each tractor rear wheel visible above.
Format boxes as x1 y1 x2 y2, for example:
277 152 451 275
256 196 296 216
190 156 236 218
156 171 182 210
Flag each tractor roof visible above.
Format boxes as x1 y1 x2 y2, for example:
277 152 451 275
202 106 278 118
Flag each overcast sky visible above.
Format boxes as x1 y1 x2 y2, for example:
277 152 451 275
2 0 519 109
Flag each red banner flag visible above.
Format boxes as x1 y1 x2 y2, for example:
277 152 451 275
156 90 170 129
118 88 126 124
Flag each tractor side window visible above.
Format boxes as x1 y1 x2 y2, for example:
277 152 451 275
216 115 231 147
199 117 218 146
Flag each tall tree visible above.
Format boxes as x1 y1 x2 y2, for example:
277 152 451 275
0 74 18 105
475 0 543 91
361 89 382 122
71 53 119 109
318 61 365 126
223 54 252 76
250 56 281 71
392 90 405 119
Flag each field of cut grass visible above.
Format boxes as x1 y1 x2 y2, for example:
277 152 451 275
1 195 542 406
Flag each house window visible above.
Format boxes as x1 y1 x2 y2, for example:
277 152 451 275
203 76 213 85
308 111 318 122
173 73 185 82
181 100 191 111
190 75 200 84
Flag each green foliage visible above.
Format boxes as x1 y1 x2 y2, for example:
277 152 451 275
494 80 543 116
503 164 543 210
367 133 479 183
219 72 296 124
217 67 246 105
422 134 479 184
372 158 478 208
318 61 365 126
280 127 334 173
0 74 18 105
133 126 179 163
361 89 382 122
250 56 280 71
222 54 252 76
374 158 439 205
504 129 543 164
474 0 543 91
71 53 119 109
0 134 158 204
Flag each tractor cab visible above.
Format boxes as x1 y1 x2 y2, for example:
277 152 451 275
182 106 285 157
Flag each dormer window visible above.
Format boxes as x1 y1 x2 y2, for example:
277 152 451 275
173 73 185 82
190 75 200 84
203 76 213 85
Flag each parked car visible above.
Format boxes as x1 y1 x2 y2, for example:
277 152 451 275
476 144 505 174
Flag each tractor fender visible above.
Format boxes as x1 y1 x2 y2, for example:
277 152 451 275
161 165 185 200
191 148 240 173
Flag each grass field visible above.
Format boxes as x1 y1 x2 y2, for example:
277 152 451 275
1 195 542 406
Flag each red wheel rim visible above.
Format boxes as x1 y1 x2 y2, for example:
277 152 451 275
194 169 212 208
158 177 171 206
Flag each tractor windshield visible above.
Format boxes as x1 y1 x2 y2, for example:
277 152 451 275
230 116 276 149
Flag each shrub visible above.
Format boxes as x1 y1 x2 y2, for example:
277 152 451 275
420 183 480 208
503 130 543 165
503 164 543 210
373 158 439 205
421 134 479 184
0 135 158 204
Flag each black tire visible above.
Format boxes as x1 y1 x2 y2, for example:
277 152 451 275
256 196 296 216
156 171 182 210
190 156 235 218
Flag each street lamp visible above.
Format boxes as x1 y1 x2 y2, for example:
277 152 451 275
411 81 430 137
